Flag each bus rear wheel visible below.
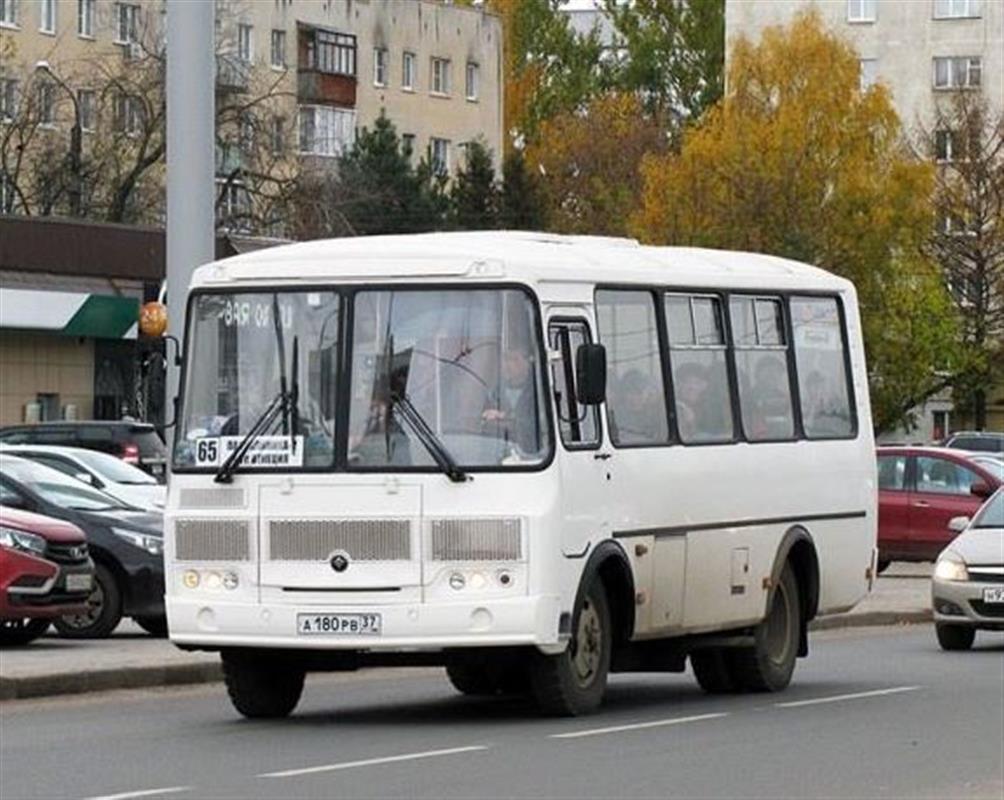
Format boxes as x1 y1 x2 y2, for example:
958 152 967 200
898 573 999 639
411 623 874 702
222 651 305 719
728 563 801 692
529 580 611 716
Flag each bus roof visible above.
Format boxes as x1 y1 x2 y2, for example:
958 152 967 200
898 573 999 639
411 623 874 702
190 231 853 295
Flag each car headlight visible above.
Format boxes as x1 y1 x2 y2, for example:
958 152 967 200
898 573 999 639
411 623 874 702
934 552 968 582
112 528 163 556
0 525 47 556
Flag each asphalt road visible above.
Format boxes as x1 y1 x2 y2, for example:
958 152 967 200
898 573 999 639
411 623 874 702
1 626 1001 800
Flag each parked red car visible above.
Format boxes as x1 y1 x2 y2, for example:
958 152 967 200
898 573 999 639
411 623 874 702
0 506 94 645
877 446 1002 571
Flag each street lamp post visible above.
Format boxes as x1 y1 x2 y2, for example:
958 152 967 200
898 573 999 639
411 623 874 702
34 61 83 217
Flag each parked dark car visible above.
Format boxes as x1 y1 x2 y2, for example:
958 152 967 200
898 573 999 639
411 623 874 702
940 431 1004 454
1 506 94 646
0 422 167 481
0 455 165 638
877 446 1001 571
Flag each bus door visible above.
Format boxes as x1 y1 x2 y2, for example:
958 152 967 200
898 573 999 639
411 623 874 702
546 315 612 557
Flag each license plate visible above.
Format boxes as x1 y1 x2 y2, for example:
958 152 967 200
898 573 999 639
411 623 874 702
65 573 92 592
297 613 382 635
982 587 1004 604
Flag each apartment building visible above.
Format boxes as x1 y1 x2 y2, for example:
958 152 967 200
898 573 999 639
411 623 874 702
726 0 1004 438
0 0 503 227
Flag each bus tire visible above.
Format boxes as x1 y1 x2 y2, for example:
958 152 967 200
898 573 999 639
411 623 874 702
445 662 499 696
691 649 739 694
935 623 975 651
222 652 305 719
529 580 611 716
729 562 800 692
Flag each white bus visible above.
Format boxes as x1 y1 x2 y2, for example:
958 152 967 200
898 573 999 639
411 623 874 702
165 232 877 718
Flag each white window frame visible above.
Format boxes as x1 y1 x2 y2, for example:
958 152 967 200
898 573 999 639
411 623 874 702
297 104 357 158
858 58 878 90
0 78 18 122
430 137 450 175
78 88 96 132
465 62 479 101
933 56 982 89
215 176 251 233
237 23 254 64
373 47 388 87
115 2 138 45
0 0 19 28
934 0 981 19
402 51 415 91
270 29 286 69
39 0 55 33
115 93 142 136
847 0 876 22
77 0 93 37
431 57 450 96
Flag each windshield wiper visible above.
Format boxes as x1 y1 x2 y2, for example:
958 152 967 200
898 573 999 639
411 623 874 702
390 392 468 483
213 389 289 484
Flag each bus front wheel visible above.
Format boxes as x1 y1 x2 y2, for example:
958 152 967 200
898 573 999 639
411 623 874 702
529 580 611 716
222 651 305 719
728 562 801 692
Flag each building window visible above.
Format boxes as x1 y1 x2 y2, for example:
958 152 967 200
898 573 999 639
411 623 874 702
115 3 138 44
934 0 981 18
431 57 451 95
38 82 55 126
270 29 286 68
372 47 387 87
430 137 450 175
935 129 963 162
271 116 284 155
859 58 878 90
114 93 142 135
77 0 93 37
39 0 55 33
298 104 356 157
0 79 18 122
401 133 415 161
239 112 255 152
847 0 876 22
78 89 95 131
306 29 356 76
402 51 415 90
237 23 253 63
0 171 16 213
215 177 250 233
933 56 981 89
0 0 18 27
465 62 479 101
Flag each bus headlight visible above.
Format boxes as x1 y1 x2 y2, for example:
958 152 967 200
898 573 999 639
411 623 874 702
182 570 200 589
180 569 240 591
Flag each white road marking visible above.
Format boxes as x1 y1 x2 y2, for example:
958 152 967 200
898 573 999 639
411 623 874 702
776 685 922 708
259 745 490 778
550 712 729 740
83 787 191 800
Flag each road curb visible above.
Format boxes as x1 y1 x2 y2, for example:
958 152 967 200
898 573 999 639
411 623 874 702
0 611 933 702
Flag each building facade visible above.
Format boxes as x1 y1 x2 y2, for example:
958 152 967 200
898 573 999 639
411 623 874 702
726 0 1004 438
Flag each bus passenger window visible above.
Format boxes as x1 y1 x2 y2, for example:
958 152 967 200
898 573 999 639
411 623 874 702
596 290 669 446
730 297 795 441
790 297 854 438
548 321 600 447
664 294 734 443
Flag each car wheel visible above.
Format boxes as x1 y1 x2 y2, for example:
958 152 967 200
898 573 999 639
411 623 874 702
222 651 305 719
528 580 611 716
876 559 891 575
53 563 123 639
935 623 975 651
135 615 169 638
691 648 740 694
0 618 50 646
728 563 801 692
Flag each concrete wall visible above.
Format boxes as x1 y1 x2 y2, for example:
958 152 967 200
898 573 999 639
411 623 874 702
0 332 94 424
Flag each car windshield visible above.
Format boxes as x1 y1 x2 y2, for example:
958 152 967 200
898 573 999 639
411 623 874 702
348 289 551 468
1 457 130 511
73 450 158 485
972 491 1003 530
175 291 341 469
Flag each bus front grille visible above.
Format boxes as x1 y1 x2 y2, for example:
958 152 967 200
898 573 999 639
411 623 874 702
268 519 411 562
430 518 522 562
175 519 251 561
178 488 246 509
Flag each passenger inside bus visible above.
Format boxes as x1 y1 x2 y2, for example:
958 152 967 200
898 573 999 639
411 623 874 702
482 344 543 454
608 369 667 444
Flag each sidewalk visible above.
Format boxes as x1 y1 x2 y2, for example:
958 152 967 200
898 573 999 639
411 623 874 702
0 565 932 701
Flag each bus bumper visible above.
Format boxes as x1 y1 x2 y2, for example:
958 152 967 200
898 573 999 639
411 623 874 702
166 594 563 652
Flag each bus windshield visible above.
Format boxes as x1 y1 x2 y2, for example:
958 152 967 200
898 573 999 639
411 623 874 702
174 287 551 471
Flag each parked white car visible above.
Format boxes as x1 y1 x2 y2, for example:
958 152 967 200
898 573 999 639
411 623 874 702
0 445 165 511
932 488 1004 651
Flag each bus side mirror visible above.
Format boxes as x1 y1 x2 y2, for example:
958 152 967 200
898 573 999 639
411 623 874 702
575 343 607 406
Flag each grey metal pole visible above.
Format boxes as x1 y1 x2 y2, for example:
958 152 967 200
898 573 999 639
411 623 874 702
166 0 215 449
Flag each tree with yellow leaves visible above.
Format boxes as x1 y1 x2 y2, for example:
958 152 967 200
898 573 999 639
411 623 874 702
631 11 962 434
